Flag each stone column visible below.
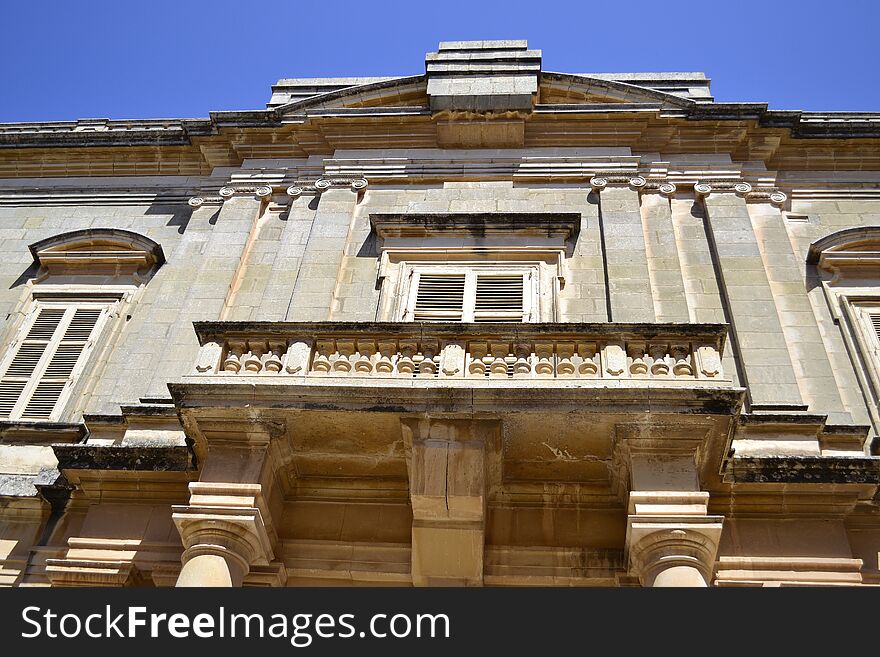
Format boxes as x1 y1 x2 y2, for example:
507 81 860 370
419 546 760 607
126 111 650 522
172 430 279 587
173 482 274 587
592 176 655 322
620 439 723 587
699 184 804 409
627 491 723 587
285 177 366 321
402 419 492 586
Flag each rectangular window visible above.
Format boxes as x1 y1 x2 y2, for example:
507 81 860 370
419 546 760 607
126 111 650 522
0 301 109 421
402 266 536 322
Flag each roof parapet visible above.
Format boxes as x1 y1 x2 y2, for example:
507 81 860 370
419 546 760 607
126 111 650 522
425 39 541 112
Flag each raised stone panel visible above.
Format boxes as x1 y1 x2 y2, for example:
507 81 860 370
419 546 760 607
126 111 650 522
287 188 358 321
641 193 689 322
702 192 803 408
747 202 849 422
599 186 655 322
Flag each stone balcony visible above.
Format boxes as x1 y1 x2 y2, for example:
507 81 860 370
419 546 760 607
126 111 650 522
186 321 732 390
171 322 744 497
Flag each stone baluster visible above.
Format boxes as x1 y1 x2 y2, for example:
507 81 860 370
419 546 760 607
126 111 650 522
419 342 439 376
397 341 417 376
628 342 648 376
333 340 355 373
512 343 533 378
242 341 265 373
577 342 598 376
222 340 246 373
489 342 510 378
671 344 694 376
376 340 396 375
355 340 375 374
264 341 285 373
468 342 488 377
556 342 576 377
311 340 334 374
534 342 554 377
649 343 670 376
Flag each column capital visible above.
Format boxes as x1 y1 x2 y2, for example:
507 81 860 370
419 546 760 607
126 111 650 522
695 180 787 206
626 515 724 586
589 174 648 192
287 176 368 198
172 482 276 583
188 195 224 208
218 183 274 200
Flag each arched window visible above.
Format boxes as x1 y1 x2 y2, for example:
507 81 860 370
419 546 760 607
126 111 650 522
0 229 164 421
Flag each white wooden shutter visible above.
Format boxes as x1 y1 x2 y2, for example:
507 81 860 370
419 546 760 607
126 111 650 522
411 273 466 321
473 273 528 322
0 304 105 420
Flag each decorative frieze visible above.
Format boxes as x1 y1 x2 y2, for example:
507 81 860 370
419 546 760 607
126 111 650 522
187 195 224 208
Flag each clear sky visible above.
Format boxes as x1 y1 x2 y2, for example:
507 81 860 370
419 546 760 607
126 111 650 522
1 0 876 123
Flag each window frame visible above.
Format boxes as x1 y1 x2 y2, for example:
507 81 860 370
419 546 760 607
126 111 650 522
400 264 539 323
0 290 124 423
394 260 541 323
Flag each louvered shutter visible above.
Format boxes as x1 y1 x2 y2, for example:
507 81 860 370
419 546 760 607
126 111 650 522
870 313 880 344
473 273 527 322
0 304 104 420
411 273 466 321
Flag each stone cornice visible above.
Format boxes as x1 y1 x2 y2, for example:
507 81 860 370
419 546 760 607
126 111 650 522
2 93 879 152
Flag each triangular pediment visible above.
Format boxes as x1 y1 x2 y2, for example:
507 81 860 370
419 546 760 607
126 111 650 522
539 73 695 109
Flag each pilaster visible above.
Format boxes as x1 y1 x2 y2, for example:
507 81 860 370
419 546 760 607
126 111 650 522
402 418 494 586
640 187 690 322
285 177 367 321
699 184 804 409
592 176 655 322
135 183 269 399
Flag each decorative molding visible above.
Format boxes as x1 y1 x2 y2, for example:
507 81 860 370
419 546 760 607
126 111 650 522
28 228 165 283
218 184 273 199
45 559 141 587
628 176 648 190
695 180 788 205
286 176 367 198
658 182 677 197
370 212 580 240
188 195 224 208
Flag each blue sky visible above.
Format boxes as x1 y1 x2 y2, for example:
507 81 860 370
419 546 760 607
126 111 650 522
1 0 875 122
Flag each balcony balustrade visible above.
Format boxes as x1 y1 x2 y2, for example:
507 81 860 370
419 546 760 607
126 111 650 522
188 322 730 386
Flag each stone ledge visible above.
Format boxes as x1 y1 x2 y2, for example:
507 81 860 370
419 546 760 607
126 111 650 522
725 456 880 484
52 444 194 472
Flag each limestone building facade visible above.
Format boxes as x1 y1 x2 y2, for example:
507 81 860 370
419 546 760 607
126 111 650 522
1 40 879 587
